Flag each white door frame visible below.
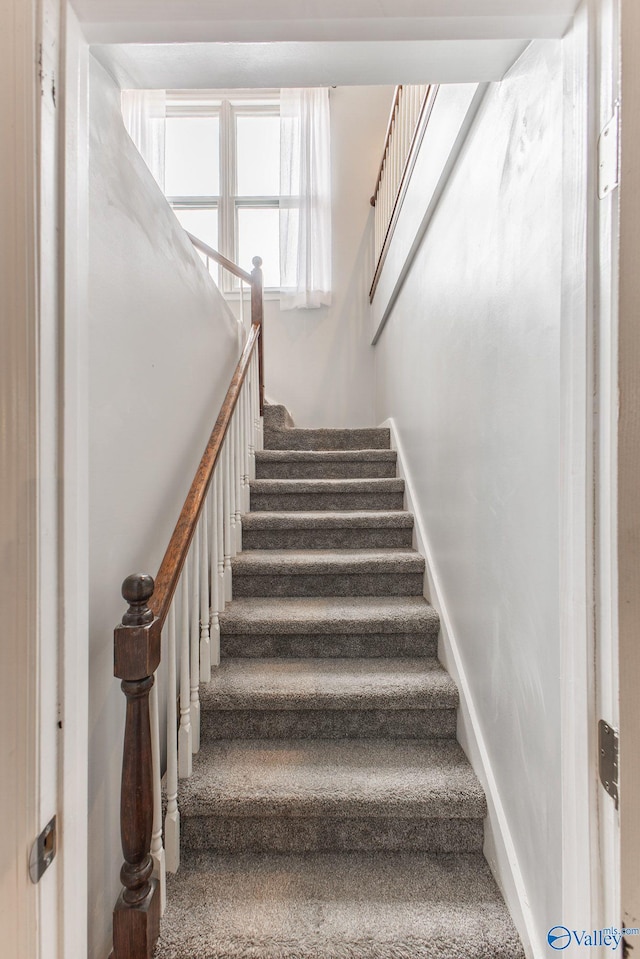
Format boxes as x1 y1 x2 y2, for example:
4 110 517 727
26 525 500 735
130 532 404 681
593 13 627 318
0 2 90 957
617 0 640 933
0 0 42 954
57 4 90 958
559 0 599 931
560 0 621 940
591 0 622 936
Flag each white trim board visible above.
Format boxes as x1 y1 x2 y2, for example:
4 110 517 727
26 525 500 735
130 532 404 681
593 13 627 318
557 0 602 931
58 6 90 959
0 0 41 953
381 416 540 959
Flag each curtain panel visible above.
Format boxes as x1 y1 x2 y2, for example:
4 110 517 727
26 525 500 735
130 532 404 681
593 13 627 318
279 88 332 310
121 89 166 191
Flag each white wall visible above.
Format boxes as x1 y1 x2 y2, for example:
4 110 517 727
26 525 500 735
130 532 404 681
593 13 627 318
374 41 563 949
263 85 392 428
87 57 241 959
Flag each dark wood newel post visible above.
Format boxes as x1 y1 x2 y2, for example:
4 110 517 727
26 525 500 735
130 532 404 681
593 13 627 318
113 573 162 959
250 255 264 414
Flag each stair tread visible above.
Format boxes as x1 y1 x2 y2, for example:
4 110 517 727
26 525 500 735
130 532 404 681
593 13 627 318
157 851 524 959
201 657 458 711
232 548 425 574
219 595 439 635
251 477 404 492
180 739 486 820
155 402 525 957
265 427 390 451
242 510 413 529
257 449 397 462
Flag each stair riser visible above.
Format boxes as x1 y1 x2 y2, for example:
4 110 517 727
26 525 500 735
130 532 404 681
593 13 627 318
250 492 405 511
182 817 484 855
220 632 438 659
265 428 390 451
232 572 425 598
263 405 294 430
242 527 414 550
256 461 397 480
201 708 456 740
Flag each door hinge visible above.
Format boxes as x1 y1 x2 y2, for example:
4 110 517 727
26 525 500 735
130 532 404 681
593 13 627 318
29 815 57 884
598 104 619 200
598 720 619 809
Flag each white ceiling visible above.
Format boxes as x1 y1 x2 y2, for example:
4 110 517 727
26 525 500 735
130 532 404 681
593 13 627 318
94 40 531 90
76 0 579 89
73 1 579 44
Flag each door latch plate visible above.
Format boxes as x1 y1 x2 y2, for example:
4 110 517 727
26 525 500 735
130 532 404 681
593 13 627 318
598 106 619 200
598 720 619 809
29 815 57 884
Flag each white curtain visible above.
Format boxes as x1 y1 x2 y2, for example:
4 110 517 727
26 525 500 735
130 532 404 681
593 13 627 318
121 90 166 191
279 88 332 310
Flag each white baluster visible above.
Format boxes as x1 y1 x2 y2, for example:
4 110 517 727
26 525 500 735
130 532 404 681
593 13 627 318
178 563 192 778
240 279 245 332
248 363 256 482
403 90 410 162
150 669 166 914
384 162 390 235
255 351 264 451
190 528 201 754
228 417 238 558
223 438 233 601
199 496 211 683
210 470 221 666
389 115 396 196
238 387 246 514
250 352 258 458
216 462 226 609
165 601 180 873
234 402 243 550
242 382 251 509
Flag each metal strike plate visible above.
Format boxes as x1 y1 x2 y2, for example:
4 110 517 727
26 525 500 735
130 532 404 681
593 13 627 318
598 106 619 200
29 815 57 883
598 720 619 809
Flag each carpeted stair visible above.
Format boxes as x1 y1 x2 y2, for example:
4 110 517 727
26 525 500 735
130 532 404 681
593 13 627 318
156 403 525 959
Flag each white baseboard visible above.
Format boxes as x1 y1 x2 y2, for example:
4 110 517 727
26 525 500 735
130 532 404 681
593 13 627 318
381 416 542 959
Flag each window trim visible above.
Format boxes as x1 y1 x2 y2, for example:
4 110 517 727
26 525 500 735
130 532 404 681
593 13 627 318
165 91 281 292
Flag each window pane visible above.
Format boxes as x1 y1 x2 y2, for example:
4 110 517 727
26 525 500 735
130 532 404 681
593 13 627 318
165 117 219 196
237 208 279 288
236 116 280 196
173 208 219 250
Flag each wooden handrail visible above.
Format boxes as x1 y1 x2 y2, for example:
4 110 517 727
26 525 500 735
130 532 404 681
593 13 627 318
112 244 264 959
150 321 260 627
186 232 253 284
370 85 402 207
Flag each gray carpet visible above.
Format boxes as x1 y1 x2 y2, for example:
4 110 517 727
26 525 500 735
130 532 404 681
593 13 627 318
242 511 414 550
255 449 398 480
249 477 406 512
231 549 425 598
157 852 524 959
155 402 525 958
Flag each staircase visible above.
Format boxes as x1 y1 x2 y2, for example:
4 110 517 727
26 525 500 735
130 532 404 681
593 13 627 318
155 404 525 959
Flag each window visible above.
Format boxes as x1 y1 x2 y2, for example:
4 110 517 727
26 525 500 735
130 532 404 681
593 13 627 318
164 91 281 290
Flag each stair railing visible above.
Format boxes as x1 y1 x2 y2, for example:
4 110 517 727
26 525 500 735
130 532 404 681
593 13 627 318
369 84 437 301
111 245 264 959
